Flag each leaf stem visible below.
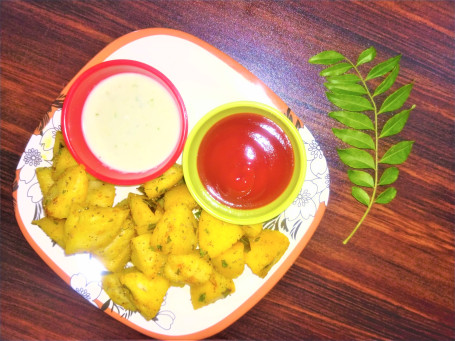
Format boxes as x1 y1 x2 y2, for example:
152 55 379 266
342 58 380 244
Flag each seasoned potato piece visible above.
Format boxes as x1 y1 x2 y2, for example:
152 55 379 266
128 193 164 235
32 217 66 248
93 218 136 272
102 268 137 312
36 167 55 196
85 179 116 207
142 164 183 199
52 147 78 180
120 271 170 320
64 204 129 255
164 252 212 286
198 210 244 258
245 229 290 278
212 242 245 279
52 131 66 158
130 233 167 278
241 223 263 238
190 271 235 310
150 204 197 255
43 165 88 219
164 184 198 211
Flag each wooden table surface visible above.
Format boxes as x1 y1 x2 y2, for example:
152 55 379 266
1 1 454 340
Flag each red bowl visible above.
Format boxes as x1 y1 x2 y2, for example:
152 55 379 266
61 59 187 185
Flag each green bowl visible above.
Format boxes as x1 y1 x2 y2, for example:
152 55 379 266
182 101 306 225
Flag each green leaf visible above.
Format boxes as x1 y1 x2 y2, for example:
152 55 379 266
337 148 375 169
309 50 345 65
326 74 361 84
379 106 414 138
379 167 399 185
320 63 353 77
348 170 374 188
380 141 414 164
375 187 397 204
333 128 375 149
378 84 413 114
352 187 370 206
373 65 400 96
326 92 374 112
329 111 374 130
366 55 401 80
324 82 367 95
356 46 377 66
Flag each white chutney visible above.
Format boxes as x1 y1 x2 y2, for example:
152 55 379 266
82 73 180 173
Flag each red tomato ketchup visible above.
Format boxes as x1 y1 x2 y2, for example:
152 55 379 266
197 113 295 209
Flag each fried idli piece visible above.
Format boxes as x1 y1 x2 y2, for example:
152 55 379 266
190 271 235 310
120 270 170 320
150 204 197 255
141 164 183 199
130 233 167 278
245 229 289 278
102 267 137 312
64 204 129 255
212 241 245 279
198 210 243 259
163 183 199 211
32 216 66 248
128 193 164 235
164 251 213 286
43 165 88 219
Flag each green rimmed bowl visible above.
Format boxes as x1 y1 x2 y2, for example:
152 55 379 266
183 101 306 225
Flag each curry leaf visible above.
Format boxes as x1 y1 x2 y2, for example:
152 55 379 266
309 50 345 65
326 92 374 111
348 170 374 188
380 141 414 164
356 46 376 66
379 167 399 185
329 111 374 130
320 63 353 77
378 84 413 114
326 74 361 84
375 187 397 204
333 128 375 149
337 148 375 169
379 106 414 138
324 82 367 95
366 54 401 80
374 65 399 96
352 187 370 206
310 47 414 244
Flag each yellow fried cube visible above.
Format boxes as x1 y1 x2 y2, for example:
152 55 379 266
32 216 66 248
164 252 213 286
120 271 170 320
212 242 245 279
36 167 54 196
142 164 183 199
85 179 116 207
43 165 88 219
190 271 235 309
102 268 137 312
198 210 244 258
52 147 78 180
128 193 164 235
93 218 136 272
163 183 198 211
245 229 290 278
64 204 129 255
241 223 263 238
130 233 167 278
52 130 66 158
150 204 197 255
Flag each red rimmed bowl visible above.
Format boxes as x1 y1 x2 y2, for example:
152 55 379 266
62 59 187 185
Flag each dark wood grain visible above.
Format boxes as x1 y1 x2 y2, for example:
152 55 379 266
1 0 454 340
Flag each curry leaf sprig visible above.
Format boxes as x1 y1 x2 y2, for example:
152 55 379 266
309 47 415 244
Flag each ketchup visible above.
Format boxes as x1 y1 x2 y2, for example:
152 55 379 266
197 113 294 209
